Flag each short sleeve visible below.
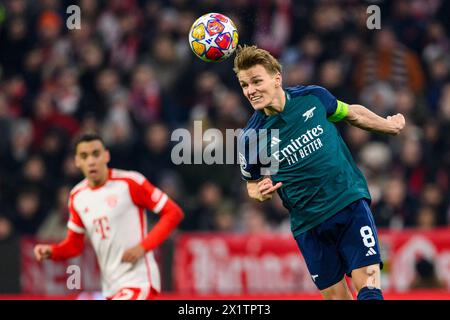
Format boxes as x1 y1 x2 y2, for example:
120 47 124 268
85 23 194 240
308 85 349 122
67 196 85 234
128 177 168 214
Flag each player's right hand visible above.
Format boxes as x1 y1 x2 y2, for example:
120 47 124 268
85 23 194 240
34 244 52 262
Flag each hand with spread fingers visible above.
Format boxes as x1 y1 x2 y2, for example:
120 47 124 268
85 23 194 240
247 177 283 202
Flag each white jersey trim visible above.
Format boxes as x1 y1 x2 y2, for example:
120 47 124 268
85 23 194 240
70 179 88 195
111 169 146 185
68 221 85 234
152 194 168 214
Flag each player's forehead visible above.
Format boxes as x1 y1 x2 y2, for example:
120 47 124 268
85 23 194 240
76 140 105 154
237 65 271 82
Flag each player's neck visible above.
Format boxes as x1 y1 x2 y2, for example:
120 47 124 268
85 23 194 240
263 88 286 116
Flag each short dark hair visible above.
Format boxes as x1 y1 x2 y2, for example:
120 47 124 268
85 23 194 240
233 44 282 75
73 132 106 153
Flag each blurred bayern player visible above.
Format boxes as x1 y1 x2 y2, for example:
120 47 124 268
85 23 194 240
34 133 184 300
235 45 405 300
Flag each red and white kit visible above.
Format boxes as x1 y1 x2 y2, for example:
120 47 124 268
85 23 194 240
50 169 183 299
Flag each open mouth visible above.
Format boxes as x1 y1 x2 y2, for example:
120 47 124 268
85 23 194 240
250 96 262 103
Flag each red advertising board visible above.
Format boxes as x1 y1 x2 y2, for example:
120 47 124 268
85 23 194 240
20 228 450 295
21 237 101 294
173 232 316 294
173 228 450 294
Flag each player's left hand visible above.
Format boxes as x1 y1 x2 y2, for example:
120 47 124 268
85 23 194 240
121 244 146 264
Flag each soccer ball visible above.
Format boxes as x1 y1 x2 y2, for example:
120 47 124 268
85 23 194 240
188 13 238 62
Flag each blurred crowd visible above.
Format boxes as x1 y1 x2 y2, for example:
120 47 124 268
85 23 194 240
0 0 449 243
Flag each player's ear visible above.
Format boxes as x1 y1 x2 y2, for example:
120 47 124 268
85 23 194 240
105 149 111 164
274 72 282 88
74 154 81 168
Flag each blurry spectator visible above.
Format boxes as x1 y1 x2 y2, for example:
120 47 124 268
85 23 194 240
40 128 68 179
0 17 31 77
283 62 313 87
190 71 227 122
110 10 142 73
52 67 85 118
374 176 416 229
11 187 46 235
391 0 427 53
22 48 45 95
359 142 392 176
97 0 130 50
181 181 224 231
1 119 33 181
354 27 425 94
438 82 450 122
0 94 12 155
397 135 426 197
394 87 427 125
61 154 83 186
93 68 126 121
359 82 396 116
31 91 79 147
238 203 270 234
410 257 445 289
78 112 101 134
79 42 106 97
37 10 62 47
1 76 27 117
253 0 292 57
102 91 137 170
149 35 185 92
423 21 450 65
37 184 71 240
420 184 447 225
137 122 172 184
51 19 95 73
213 90 248 130
13 154 53 199
212 203 236 232
416 206 438 230
130 64 162 123
344 125 370 157
339 33 363 85
425 55 450 114
281 34 323 73
0 215 14 242
318 59 353 102
157 171 185 203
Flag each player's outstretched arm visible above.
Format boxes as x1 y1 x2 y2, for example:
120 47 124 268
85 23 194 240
34 230 85 262
345 104 405 135
247 177 282 202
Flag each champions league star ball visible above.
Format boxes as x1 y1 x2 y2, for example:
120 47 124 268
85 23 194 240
189 13 238 62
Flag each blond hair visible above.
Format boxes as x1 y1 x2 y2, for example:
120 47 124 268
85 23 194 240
233 45 282 75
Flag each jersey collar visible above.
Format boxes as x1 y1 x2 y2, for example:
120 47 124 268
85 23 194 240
256 90 290 122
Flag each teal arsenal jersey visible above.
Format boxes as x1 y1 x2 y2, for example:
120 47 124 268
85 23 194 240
238 85 371 237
